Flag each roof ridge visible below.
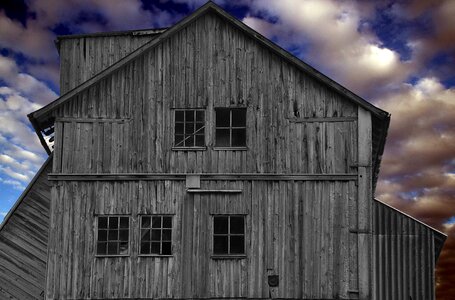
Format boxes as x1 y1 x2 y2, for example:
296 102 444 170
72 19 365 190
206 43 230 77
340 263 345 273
374 198 447 237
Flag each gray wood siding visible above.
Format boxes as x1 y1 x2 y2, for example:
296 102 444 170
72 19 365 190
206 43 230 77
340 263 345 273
373 201 436 300
0 160 52 300
59 35 157 93
46 179 360 299
52 12 358 175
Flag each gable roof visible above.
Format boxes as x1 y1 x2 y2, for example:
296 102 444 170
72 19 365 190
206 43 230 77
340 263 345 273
28 1 390 186
29 1 389 124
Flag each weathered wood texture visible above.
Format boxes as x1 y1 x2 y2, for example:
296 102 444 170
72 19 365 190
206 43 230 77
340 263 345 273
373 200 437 300
59 34 158 93
0 159 52 300
46 180 359 299
52 12 358 175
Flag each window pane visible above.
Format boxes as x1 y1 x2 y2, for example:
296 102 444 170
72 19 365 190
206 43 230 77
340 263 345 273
97 242 107 255
214 236 229 254
175 110 184 122
140 242 150 254
163 217 172 228
216 109 230 127
141 216 151 228
120 217 129 229
98 217 108 229
162 229 172 241
196 134 205 147
184 135 194 147
108 229 118 240
175 123 184 135
230 217 244 234
230 236 245 254
232 108 246 127
152 217 161 228
175 134 184 146
232 129 246 147
162 242 172 255
119 229 129 242
196 111 204 122
185 123 194 134
185 110 194 122
214 216 228 234
109 217 118 229
107 242 118 255
98 229 107 241
216 129 230 147
119 242 128 255
141 229 150 242
151 242 161 254
151 229 161 241
196 122 204 131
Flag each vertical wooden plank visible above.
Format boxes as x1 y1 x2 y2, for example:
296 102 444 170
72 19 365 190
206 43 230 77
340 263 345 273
357 106 372 299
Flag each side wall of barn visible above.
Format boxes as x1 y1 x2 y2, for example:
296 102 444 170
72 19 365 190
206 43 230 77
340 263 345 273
46 179 363 299
373 200 437 300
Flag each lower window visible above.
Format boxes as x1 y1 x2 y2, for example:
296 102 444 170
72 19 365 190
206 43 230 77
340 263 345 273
213 215 245 256
140 215 173 255
96 215 130 256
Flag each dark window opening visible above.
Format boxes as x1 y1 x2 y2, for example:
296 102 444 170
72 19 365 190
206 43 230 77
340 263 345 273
213 215 245 255
215 108 246 147
140 215 172 255
96 216 129 256
174 109 205 147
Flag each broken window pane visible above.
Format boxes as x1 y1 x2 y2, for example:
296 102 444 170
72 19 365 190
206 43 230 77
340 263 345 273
174 109 205 147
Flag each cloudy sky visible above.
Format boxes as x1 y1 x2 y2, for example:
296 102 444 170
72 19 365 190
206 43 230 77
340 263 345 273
0 0 454 298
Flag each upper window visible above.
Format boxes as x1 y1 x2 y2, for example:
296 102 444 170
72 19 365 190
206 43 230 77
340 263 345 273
215 108 246 147
140 215 173 256
174 109 205 148
96 216 129 256
213 215 245 256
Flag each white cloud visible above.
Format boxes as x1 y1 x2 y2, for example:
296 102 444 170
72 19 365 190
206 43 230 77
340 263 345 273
0 178 25 191
243 0 413 96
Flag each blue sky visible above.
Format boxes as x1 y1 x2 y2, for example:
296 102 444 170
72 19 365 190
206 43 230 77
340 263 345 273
0 0 454 297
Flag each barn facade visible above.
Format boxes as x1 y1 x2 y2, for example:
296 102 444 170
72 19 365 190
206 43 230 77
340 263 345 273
0 2 446 300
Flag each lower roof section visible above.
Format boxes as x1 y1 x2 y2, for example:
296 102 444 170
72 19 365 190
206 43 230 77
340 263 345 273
0 156 52 299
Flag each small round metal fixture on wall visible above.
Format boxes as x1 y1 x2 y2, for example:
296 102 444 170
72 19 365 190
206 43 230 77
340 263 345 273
268 275 279 287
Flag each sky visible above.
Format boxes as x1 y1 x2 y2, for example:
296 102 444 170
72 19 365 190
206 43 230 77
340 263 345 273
0 0 454 298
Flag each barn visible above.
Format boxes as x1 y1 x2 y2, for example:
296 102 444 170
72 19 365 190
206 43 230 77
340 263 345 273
0 2 446 299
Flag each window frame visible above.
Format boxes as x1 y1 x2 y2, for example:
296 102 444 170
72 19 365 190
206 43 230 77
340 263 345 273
172 108 207 150
211 214 246 259
95 215 130 257
214 107 247 149
138 214 174 257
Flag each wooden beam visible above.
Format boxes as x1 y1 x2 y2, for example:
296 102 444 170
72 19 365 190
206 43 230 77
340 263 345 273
357 106 373 299
48 173 358 181
288 116 357 123
186 189 242 193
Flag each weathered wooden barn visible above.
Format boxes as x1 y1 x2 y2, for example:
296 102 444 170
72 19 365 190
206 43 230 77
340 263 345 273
0 2 446 299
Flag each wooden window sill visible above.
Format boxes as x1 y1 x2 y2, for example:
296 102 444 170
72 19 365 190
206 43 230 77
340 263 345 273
172 146 207 151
